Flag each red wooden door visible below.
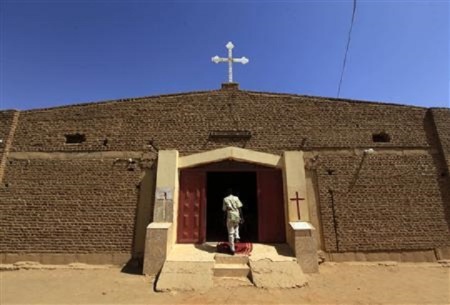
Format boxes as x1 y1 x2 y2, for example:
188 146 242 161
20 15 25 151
177 170 206 243
257 170 286 243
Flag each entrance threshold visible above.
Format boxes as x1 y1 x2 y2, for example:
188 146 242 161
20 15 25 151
157 243 308 291
166 243 296 262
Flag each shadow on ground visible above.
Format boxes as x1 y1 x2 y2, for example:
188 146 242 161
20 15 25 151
121 257 143 275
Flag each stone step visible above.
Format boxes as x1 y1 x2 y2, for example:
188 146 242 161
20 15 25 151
214 253 249 264
213 276 254 287
213 263 250 278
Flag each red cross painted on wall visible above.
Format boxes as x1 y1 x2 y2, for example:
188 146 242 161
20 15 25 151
290 191 305 220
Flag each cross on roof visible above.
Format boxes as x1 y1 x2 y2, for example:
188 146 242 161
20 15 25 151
211 41 249 83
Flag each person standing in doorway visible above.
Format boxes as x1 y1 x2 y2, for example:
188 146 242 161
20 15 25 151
223 188 244 254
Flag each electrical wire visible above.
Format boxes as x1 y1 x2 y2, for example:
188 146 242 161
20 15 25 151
337 0 357 98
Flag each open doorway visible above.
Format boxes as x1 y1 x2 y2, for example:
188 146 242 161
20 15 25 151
206 172 258 242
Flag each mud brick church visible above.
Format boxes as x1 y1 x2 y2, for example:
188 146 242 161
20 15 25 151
1 81 450 275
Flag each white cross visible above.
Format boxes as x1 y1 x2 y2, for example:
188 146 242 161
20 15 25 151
211 41 249 83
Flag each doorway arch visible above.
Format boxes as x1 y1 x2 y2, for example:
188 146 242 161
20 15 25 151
178 160 285 243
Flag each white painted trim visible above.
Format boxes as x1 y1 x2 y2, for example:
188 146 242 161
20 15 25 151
178 146 282 168
148 222 172 229
289 221 315 231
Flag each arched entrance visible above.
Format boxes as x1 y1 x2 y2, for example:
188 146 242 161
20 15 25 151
177 160 285 244
144 147 316 276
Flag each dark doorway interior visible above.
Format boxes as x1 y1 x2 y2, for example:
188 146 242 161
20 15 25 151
206 172 258 242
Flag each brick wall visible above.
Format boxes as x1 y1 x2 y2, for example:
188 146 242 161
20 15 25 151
1 88 449 256
0 158 144 253
0 111 17 181
316 152 450 252
431 108 450 173
0 111 16 150
11 90 430 154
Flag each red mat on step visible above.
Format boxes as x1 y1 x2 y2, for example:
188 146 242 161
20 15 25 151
216 242 252 255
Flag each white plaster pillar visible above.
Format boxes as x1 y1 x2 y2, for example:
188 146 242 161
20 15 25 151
290 222 319 273
153 150 179 224
143 222 173 276
283 151 318 272
283 151 309 222
143 150 179 275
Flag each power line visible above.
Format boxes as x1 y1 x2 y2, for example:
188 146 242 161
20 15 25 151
337 0 357 98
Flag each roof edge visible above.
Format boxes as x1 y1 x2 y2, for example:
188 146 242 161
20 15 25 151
10 88 445 112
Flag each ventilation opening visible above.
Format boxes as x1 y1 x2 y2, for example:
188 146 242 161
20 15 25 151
65 133 86 144
372 132 390 143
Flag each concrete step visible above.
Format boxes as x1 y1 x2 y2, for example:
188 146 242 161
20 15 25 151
156 261 214 292
213 276 254 287
248 260 308 289
213 263 250 278
214 253 249 264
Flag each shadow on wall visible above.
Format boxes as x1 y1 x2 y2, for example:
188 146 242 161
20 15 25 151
425 110 450 235
122 163 157 275
127 163 157 274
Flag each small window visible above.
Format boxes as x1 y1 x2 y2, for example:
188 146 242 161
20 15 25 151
65 133 86 144
372 132 390 143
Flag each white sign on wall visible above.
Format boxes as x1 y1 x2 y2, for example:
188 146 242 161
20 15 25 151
155 187 173 200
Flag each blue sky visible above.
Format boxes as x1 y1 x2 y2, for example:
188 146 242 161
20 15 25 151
0 0 449 110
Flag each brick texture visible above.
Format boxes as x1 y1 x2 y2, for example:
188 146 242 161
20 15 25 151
0 159 143 253
431 108 450 173
11 90 431 154
0 111 17 181
317 153 450 252
1 88 449 255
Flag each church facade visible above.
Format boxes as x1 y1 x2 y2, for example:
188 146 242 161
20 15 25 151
1 83 449 274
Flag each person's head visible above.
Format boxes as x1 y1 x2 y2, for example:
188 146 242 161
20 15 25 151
226 188 233 196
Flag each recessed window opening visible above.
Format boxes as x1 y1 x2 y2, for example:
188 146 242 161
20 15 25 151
65 133 86 144
372 132 390 143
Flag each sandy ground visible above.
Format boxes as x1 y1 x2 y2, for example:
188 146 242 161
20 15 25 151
0 262 449 305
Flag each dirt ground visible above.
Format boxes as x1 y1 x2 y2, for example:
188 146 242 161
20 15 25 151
1 262 449 305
